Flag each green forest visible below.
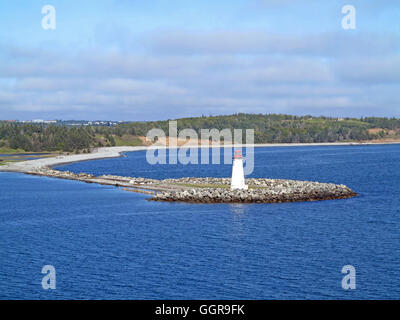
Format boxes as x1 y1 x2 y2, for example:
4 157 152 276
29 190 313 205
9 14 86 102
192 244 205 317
1 114 400 153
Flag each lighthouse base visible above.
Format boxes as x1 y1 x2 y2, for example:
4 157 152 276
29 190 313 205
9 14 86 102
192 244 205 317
231 184 248 190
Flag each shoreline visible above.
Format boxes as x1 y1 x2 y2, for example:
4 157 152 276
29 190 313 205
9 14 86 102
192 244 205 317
1 141 399 173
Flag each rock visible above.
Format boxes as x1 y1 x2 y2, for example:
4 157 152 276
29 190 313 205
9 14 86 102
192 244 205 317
151 178 357 203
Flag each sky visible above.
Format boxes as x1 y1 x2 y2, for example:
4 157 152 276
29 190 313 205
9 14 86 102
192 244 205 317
0 0 399 121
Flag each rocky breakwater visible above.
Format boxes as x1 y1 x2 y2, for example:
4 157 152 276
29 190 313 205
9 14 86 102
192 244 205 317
151 178 357 203
24 169 357 204
26 168 181 191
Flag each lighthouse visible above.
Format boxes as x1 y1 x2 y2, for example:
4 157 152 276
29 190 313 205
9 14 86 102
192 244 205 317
231 150 248 190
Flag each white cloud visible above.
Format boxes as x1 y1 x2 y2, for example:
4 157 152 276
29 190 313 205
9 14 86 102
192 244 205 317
1 26 400 119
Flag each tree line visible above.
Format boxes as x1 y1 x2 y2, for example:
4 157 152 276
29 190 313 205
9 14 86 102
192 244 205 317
1 114 399 152
114 114 400 143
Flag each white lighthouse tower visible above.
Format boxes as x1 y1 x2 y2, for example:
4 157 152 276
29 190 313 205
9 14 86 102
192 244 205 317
231 150 248 190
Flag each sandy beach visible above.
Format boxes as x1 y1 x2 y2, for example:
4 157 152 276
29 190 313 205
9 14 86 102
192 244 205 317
1 141 399 173
0 146 148 173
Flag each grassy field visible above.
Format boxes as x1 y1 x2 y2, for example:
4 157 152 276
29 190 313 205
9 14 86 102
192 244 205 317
0 147 27 154
177 183 268 190
179 183 230 189
0 146 61 155
113 135 144 147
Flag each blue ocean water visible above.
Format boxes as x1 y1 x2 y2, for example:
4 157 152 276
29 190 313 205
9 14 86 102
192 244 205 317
1 145 400 299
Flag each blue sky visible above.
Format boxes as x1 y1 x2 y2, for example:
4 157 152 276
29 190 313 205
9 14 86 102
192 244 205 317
0 0 399 120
